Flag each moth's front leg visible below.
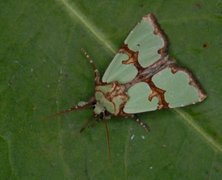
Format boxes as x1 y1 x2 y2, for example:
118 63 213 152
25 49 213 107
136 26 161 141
126 114 150 132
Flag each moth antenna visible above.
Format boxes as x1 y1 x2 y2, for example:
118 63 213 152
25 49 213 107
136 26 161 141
104 120 111 161
46 97 96 119
131 115 150 132
81 48 100 84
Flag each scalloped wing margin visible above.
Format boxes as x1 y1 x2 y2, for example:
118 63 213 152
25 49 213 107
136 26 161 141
102 13 167 84
123 66 207 114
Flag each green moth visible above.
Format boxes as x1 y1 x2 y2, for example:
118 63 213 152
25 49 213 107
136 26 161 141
53 13 207 131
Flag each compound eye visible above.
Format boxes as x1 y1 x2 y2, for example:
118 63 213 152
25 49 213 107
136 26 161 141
99 113 104 119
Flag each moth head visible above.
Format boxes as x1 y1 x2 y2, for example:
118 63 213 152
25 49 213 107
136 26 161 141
93 102 105 116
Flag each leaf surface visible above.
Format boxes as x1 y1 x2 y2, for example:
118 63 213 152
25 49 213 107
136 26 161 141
0 0 222 179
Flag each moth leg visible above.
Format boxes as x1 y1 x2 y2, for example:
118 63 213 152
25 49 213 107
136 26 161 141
81 48 100 84
130 114 150 132
103 119 111 160
91 113 112 160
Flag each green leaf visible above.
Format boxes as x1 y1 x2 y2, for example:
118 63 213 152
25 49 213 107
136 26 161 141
1 0 222 179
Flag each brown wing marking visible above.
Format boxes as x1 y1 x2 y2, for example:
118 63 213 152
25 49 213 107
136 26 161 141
145 78 169 109
120 44 144 71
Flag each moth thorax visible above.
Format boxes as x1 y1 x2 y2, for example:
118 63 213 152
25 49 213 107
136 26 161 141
95 82 128 115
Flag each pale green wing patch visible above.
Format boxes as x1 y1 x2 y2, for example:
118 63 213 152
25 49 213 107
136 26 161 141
96 84 113 93
125 15 165 68
152 67 204 108
102 53 138 83
102 14 166 84
124 82 159 113
95 83 128 115
95 91 115 114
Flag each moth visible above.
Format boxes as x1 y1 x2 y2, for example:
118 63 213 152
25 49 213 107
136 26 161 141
52 13 207 132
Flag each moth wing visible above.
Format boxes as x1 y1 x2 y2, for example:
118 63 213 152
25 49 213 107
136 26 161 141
102 13 167 84
123 82 159 113
123 66 207 114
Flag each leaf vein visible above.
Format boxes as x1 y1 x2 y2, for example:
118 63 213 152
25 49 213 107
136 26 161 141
173 109 222 153
56 0 116 53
